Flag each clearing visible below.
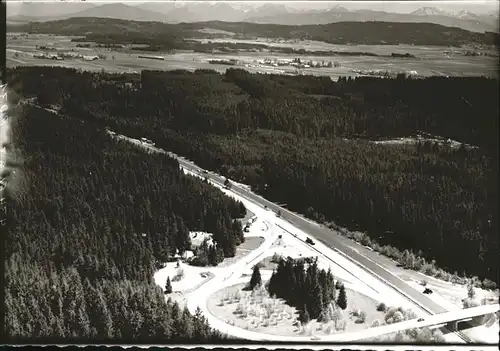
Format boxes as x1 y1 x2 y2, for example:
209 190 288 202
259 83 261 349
218 236 266 268
154 260 214 294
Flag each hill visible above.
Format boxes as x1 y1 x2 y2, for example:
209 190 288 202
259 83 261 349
7 18 499 48
6 2 498 33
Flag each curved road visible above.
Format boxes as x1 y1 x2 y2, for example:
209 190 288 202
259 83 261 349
178 156 448 315
111 134 468 340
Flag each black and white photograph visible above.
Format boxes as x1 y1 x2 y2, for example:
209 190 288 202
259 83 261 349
1 0 499 346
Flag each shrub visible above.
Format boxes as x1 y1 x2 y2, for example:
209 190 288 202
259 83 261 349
384 307 398 322
415 328 433 343
325 324 333 334
355 311 367 324
394 331 410 342
435 269 450 281
421 261 437 276
371 320 381 327
467 279 476 299
462 298 480 309
353 231 364 243
271 252 282 263
235 303 244 314
393 311 405 323
172 268 184 282
254 262 265 269
451 273 461 284
482 278 498 290
361 234 371 246
377 302 387 312
404 309 417 320
432 329 446 343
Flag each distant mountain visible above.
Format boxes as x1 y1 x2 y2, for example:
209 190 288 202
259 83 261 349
245 3 291 18
9 1 97 18
64 3 168 22
161 2 244 23
451 10 480 20
6 2 499 33
410 7 451 17
7 2 166 23
246 7 499 33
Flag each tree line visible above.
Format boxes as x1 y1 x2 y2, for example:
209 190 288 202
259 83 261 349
7 66 498 283
7 17 499 47
3 101 248 342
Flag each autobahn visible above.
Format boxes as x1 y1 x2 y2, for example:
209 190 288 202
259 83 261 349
176 155 448 315
79 121 475 342
171 155 478 343
105 130 476 342
24 101 491 343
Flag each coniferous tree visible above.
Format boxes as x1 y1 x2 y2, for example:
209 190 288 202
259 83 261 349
249 265 262 290
337 285 347 310
299 304 311 324
165 277 173 294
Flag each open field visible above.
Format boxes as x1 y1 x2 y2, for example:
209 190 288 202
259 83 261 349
7 33 498 78
191 37 499 57
217 236 266 268
206 282 386 337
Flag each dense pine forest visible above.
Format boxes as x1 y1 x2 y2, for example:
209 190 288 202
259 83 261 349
7 66 498 287
4 100 249 342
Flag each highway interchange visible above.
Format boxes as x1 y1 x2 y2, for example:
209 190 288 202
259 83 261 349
18 101 495 343
110 131 488 343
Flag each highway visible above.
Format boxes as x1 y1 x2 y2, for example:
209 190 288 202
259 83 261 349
21 100 493 343
172 158 479 342
106 129 479 342
175 155 449 315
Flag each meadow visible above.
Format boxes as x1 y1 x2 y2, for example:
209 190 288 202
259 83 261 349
7 33 498 78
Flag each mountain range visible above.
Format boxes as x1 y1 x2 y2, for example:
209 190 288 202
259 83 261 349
6 2 499 33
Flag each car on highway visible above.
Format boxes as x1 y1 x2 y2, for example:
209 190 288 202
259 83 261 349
306 237 315 245
417 318 425 322
423 288 433 294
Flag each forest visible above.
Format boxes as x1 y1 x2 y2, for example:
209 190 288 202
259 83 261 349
7 17 499 47
4 99 248 342
7 66 498 286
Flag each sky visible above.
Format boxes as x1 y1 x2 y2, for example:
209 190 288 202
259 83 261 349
6 0 499 15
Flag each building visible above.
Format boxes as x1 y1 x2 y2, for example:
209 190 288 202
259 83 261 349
138 55 165 61
82 55 99 61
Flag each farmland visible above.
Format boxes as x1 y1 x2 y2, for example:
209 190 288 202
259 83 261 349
6 33 498 78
